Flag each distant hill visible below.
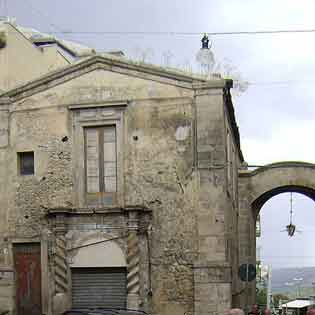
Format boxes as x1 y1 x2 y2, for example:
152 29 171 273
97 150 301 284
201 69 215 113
272 267 315 294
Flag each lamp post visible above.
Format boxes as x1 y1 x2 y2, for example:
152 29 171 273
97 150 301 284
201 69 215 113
267 265 272 310
309 282 315 306
293 277 303 298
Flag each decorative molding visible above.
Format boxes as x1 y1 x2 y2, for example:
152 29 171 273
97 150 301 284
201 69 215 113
193 79 231 90
127 210 141 309
51 212 69 294
127 231 140 309
68 100 129 110
46 205 151 216
239 161 315 177
54 235 68 293
0 97 11 106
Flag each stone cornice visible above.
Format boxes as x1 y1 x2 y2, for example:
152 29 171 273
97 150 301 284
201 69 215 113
239 161 315 177
1 55 212 102
223 84 244 163
46 205 151 217
0 97 11 107
68 99 129 110
193 78 232 90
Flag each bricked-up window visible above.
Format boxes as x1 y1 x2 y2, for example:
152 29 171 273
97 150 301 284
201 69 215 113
18 152 34 175
85 126 117 195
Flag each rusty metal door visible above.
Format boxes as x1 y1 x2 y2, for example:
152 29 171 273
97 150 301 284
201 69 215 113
13 243 42 315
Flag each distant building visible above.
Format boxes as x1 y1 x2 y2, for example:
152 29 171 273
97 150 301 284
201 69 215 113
0 17 95 92
280 298 314 315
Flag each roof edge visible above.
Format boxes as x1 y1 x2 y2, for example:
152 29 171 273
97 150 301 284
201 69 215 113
223 83 244 162
239 161 315 177
0 54 214 100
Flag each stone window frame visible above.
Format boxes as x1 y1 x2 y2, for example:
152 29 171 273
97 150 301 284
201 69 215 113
70 101 127 208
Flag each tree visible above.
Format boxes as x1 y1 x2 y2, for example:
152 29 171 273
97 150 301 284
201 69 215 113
256 287 267 307
273 293 290 308
0 32 6 49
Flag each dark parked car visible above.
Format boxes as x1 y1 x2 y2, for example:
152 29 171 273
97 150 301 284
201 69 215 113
63 308 149 315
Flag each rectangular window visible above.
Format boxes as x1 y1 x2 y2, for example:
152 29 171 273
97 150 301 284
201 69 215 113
18 152 34 175
85 126 117 195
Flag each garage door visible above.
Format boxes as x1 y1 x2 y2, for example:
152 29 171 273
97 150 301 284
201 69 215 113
71 267 127 308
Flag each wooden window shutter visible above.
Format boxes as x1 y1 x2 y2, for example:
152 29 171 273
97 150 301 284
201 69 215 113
85 129 100 193
103 126 117 193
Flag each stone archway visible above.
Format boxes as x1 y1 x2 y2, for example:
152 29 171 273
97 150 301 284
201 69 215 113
237 162 315 309
68 232 128 309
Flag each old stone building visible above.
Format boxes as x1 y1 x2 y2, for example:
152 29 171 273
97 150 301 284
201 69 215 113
0 46 244 314
0 17 95 92
2 19 315 315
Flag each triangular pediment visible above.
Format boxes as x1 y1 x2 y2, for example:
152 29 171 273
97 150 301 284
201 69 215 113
1 55 213 101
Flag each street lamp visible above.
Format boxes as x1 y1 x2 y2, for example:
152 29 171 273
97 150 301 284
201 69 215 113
309 282 315 306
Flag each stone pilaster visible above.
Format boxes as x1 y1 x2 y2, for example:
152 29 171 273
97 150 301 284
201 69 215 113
49 211 71 315
53 213 69 294
193 83 233 315
127 210 140 309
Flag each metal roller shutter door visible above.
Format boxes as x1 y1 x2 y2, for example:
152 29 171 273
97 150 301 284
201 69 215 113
71 267 127 309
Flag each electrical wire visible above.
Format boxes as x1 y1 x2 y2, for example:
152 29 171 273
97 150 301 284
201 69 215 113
8 0 315 37
261 255 315 258
249 79 315 86
3 0 8 17
67 234 128 252
8 4 315 89
29 29 315 36
22 0 64 33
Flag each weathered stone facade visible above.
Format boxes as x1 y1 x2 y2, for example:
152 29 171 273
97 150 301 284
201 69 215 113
2 51 315 315
0 54 244 315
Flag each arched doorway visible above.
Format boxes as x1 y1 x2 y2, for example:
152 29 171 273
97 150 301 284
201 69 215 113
256 192 315 311
69 233 127 309
238 162 315 310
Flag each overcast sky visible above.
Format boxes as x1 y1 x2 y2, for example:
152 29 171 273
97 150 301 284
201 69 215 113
5 0 315 270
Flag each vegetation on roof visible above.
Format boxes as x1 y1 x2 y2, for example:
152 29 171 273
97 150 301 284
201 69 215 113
0 32 6 49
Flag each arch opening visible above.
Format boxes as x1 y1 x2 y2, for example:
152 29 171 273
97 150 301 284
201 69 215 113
70 236 126 268
69 235 128 309
238 162 315 310
252 185 315 220
254 190 315 309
